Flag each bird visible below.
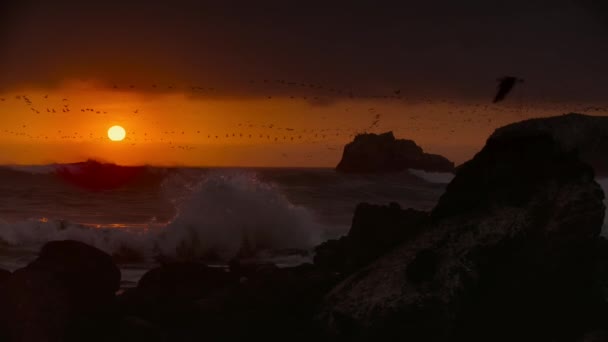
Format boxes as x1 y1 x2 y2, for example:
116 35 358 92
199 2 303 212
493 76 524 103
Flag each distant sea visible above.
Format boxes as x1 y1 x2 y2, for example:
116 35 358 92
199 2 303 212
0 163 605 287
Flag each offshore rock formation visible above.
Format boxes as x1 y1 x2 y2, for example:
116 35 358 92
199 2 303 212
491 113 608 176
320 132 607 341
336 132 455 173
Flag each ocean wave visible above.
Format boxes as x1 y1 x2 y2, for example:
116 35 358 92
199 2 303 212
0 171 325 262
157 171 324 260
0 219 157 255
5 165 58 174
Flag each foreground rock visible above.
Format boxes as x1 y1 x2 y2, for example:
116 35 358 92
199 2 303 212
491 113 608 176
119 262 338 341
336 131 455 173
314 202 428 275
320 132 607 341
0 240 121 342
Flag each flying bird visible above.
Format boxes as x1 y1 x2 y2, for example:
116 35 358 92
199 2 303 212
493 76 524 103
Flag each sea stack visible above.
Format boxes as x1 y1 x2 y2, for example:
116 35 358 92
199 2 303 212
336 132 455 173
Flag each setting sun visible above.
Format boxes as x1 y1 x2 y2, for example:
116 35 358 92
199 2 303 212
107 125 126 141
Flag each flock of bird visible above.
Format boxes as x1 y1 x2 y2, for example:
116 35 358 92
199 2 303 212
0 76 607 159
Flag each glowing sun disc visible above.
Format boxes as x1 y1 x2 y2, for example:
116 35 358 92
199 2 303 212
108 125 126 141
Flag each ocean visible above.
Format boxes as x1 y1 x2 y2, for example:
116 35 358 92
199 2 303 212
0 163 605 288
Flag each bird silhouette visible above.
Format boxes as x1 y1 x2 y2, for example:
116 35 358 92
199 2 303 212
493 76 524 103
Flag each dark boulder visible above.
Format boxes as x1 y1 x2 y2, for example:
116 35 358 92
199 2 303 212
314 202 428 274
0 269 72 342
336 131 455 173
319 132 607 341
0 268 10 284
28 240 121 305
491 113 608 177
119 261 338 341
0 240 121 342
119 262 237 324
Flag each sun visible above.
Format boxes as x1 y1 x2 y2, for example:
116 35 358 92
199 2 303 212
107 125 126 141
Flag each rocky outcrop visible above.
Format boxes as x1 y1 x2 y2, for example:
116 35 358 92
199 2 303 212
319 132 607 341
0 240 121 342
119 262 237 325
119 261 338 341
0 269 10 284
336 132 455 173
491 113 608 177
314 202 428 274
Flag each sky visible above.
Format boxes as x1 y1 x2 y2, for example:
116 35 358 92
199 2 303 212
0 0 607 166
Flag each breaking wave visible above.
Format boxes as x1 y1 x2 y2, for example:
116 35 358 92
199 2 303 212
0 171 325 263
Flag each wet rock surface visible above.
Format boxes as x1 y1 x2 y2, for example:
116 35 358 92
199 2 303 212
320 132 607 341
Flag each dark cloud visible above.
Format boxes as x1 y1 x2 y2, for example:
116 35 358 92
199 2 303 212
1 0 607 102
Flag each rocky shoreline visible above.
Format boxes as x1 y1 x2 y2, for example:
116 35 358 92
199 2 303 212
1 115 608 341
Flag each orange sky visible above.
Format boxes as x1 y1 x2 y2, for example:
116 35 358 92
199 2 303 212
2 2 607 168
0 80 605 167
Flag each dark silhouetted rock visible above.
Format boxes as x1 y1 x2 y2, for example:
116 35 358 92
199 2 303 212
319 132 607 341
0 268 10 284
314 202 428 274
113 316 163 342
28 240 121 308
491 113 608 177
0 269 72 342
0 240 121 342
336 131 455 173
579 330 608 342
119 262 236 324
119 261 338 341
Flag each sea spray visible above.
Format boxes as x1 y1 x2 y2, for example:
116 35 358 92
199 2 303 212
157 171 324 260
0 171 325 262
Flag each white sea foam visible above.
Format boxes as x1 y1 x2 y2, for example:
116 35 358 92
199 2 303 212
0 219 156 254
157 171 324 260
0 171 325 262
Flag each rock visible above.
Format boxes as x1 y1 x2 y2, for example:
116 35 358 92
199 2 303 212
0 269 72 342
119 262 236 324
0 268 10 284
491 113 608 176
194 264 338 341
319 132 607 341
113 316 163 342
0 240 121 341
578 330 608 342
336 131 455 173
112 245 146 264
314 202 428 274
119 261 338 341
27 240 121 309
